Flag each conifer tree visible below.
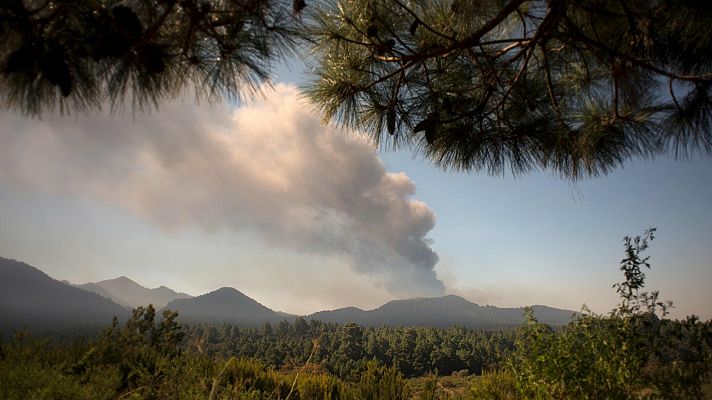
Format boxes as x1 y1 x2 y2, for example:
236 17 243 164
0 0 304 114
305 0 712 178
3 1 712 178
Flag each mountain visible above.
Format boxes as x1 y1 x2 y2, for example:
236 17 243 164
77 276 192 309
0 257 129 334
307 295 576 329
0 256 576 332
162 287 290 326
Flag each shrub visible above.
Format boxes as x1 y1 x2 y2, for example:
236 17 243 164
507 229 712 399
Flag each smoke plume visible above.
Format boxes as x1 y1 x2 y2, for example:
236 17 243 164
0 84 444 297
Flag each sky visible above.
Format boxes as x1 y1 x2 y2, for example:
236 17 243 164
0 61 711 320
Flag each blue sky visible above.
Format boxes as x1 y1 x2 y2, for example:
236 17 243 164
0 60 710 319
377 149 712 319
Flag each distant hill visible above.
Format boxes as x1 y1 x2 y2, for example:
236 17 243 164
77 276 192 309
307 295 576 329
0 256 577 333
162 287 291 326
0 257 129 334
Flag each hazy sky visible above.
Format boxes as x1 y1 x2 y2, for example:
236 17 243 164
1 63 710 319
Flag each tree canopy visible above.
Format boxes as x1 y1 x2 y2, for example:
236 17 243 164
2 0 712 178
306 0 712 178
0 0 303 113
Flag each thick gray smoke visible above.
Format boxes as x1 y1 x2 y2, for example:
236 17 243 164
0 84 444 297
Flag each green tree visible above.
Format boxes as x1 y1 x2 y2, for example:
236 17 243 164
0 0 303 114
338 322 365 360
261 321 273 336
306 0 712 178
293 317 310 335
613 227 672 317
153 309 185 356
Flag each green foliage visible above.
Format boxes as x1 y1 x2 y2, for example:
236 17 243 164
294 373 344 400
511 311 638 399
0 333 118 400
407 372 477 400
306 0 712 178
468 370 517 400
507 229 712 399
613 228 672 317
0 309 435 399
207 357 290 399
68 305 187 397
180 321 517 379
0 0 303 114
353 360 410 400
4 1 712 177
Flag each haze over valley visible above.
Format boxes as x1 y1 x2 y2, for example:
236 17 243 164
1 257 576 335
1 85 710 321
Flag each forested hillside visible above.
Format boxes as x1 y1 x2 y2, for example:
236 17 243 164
2 231 711 399
181 319 517 378
308 295 575 329
0 257 129 335
1 302 710 400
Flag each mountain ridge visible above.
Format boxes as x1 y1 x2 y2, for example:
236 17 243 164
77 276 192 309
161 287 291 326
2 257 577 332
0 257 129 334
307 294 576 329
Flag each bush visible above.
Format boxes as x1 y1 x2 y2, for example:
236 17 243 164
0 334 118 400
507 229 712 399
353 360 410 400
468 370 517 400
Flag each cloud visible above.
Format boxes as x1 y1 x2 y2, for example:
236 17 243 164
0 84 444 298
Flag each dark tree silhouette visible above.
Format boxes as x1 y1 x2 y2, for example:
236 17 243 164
0 0 304 114
305 0 712 178
3 1 712 179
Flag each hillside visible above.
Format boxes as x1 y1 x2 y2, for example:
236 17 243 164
0 257 129 334
162 287 290 326
308 295 576 329
0 257 576 332
78 276 191 309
